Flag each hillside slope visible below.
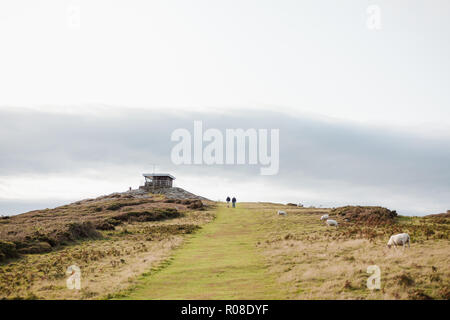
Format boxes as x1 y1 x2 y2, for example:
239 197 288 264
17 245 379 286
121 203 450 300
0 189 214 299
1 200 449 300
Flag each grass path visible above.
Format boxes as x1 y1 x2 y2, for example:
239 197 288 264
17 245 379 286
121 204 286 299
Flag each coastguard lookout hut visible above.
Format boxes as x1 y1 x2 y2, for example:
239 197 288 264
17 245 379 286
142 173 175 188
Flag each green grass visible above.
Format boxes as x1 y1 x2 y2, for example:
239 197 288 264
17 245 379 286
119 205 287 299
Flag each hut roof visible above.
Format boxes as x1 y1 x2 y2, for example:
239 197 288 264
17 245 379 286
142 173 176 180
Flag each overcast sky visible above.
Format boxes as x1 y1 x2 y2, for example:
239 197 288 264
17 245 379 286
0 1 449 215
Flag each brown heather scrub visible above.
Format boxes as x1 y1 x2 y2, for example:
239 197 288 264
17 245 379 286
247 204 450 300
331 206 398 224
0 192 214 299
0 192 209 259
1 200 448 300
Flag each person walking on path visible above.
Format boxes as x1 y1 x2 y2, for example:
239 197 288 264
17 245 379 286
232 197 237 208
226 196 231 207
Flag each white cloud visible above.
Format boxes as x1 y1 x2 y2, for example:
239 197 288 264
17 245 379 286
1 1 449 215
1 106 449 216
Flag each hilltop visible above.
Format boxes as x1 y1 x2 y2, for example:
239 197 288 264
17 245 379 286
0 187 210 260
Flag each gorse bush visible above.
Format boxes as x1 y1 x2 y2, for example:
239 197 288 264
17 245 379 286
116 208 180 222
331 206 397 224
0 241 18 262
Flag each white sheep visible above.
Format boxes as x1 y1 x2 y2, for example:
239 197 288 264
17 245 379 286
320 214 329 221
277 210 287 216
326 219 338 227
387 233 410 249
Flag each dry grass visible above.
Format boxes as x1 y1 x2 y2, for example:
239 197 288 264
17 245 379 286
2 199 448 300
0 193 215 299
248 203 450 300
0 192 211 258
119 205 287 300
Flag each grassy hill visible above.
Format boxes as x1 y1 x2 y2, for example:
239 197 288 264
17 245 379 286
0 190 214 299
1 198 449 300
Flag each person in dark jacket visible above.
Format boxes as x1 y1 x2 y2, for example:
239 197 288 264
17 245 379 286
232 197 237 208
226 196 231 207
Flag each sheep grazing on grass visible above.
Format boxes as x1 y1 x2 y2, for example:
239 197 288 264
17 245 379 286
326 219 338 227
387 233 410 249
320 214 329 221
277 210 287 216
